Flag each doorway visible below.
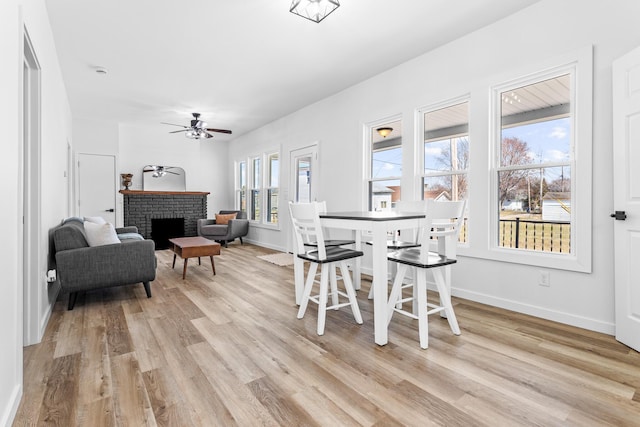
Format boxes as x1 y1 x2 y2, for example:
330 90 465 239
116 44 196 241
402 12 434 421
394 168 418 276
77 153 117 224
289 144 318 204
287 144 318 253
22 30 42 345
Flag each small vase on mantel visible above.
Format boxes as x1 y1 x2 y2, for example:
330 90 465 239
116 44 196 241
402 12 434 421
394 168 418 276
121 173 133 190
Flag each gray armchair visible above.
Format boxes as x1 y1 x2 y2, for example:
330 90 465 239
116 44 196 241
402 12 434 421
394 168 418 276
197 210 249 247
52 218 157 310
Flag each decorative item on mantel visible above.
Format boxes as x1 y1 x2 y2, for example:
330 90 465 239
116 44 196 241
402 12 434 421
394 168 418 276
121 173 133 190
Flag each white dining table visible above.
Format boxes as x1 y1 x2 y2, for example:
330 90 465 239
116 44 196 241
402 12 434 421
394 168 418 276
293 210 425 346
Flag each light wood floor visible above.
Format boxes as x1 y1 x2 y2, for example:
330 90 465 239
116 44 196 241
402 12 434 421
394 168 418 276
14 243 640 426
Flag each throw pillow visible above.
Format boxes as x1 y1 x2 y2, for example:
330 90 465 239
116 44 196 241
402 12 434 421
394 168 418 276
84 221 121 246
84 216 107 224
215 213 237 225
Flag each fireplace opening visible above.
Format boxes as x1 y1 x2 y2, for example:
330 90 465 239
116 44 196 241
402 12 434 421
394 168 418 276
151 218 185 250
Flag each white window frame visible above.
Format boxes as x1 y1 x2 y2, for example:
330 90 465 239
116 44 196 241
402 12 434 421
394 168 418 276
417 96 470 246
364 114 403 212
265 151 279 226
235 160 246 213
489 46 593 273
237 149 281 229
249 156 261 222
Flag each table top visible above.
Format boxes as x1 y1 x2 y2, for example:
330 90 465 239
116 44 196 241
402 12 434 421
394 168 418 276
319 211 425 221
168 236 220 248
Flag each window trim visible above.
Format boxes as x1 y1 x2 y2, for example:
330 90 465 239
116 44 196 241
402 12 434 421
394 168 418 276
364 114 403 211
488 46 593 273
235 148 281 230
265 151 279 226
417 95 471 247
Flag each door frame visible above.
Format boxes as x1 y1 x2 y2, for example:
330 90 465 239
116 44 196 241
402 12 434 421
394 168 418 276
22 28 42 346
287 143 319 253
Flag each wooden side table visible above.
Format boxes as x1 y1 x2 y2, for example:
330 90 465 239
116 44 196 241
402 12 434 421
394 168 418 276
168 236 221 279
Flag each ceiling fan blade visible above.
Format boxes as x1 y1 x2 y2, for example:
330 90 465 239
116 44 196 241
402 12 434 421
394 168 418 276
205 128 232 134
165 170 180 175
169 129 189 134
161 122 188 128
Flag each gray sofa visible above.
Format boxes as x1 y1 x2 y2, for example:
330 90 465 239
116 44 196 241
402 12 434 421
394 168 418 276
197 210 249 247
52 218 157 310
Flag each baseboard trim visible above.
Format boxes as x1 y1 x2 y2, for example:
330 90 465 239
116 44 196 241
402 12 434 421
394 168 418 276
1 383 22 427
452 288 615 335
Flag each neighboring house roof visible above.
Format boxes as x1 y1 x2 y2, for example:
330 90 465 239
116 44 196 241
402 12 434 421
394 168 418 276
372 183 395 194
424 190 451 201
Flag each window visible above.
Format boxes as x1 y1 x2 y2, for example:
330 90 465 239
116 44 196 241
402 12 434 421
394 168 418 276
250 157 261 221
236 161 246 212
495 74 572 254
368 119 402 211
421 100 469 242
486 48 592 273
238 150 280 226
266 152 279 224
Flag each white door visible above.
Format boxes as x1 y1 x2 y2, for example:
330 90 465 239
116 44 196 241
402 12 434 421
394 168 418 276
78 153 117 224
612 46 640 351
287 144 318 255
289 144 318 203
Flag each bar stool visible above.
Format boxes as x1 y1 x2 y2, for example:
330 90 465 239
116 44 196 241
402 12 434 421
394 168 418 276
386 199 466 349
289 201 363 335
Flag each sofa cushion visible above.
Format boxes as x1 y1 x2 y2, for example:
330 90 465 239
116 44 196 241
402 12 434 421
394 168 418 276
54 220 89 251
84 221 121 246
84 216 107 224
215 213 237 225
117 232 144 241
200 224 230 237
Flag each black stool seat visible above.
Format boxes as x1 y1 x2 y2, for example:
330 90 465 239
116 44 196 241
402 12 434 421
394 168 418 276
298 247 364 264
388 248 457 269
306 239 356 248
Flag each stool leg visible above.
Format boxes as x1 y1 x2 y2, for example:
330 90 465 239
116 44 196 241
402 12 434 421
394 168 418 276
297 262 318 319
387 263 408 325
433 268 460 335
339 261 362 324
329 265 339 309
416 268 429 349
317 265 330 335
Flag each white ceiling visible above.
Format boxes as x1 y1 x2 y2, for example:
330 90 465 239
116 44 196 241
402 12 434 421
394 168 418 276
46 0 541 141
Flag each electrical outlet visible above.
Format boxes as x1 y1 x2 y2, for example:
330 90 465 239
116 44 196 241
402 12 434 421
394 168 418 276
539 270 550 287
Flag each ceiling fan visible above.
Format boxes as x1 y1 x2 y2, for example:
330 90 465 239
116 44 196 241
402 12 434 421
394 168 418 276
143 165 179 178
161 112 232 139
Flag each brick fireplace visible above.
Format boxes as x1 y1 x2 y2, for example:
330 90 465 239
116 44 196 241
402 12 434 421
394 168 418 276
121 190 209 248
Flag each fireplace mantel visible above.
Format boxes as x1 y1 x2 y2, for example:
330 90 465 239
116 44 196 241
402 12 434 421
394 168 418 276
120 190 210 196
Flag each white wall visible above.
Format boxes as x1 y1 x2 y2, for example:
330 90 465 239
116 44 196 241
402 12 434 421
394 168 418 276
230 0 640 335
1 0 73 424
0 2 23 424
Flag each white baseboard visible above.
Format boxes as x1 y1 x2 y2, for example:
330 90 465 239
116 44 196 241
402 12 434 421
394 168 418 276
452 288 615 335
358 266 615 335
243 238 287 253
1 383 22 427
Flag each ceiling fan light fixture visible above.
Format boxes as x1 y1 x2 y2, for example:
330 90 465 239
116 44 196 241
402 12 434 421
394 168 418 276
290 0 340 23
376 127 393 138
